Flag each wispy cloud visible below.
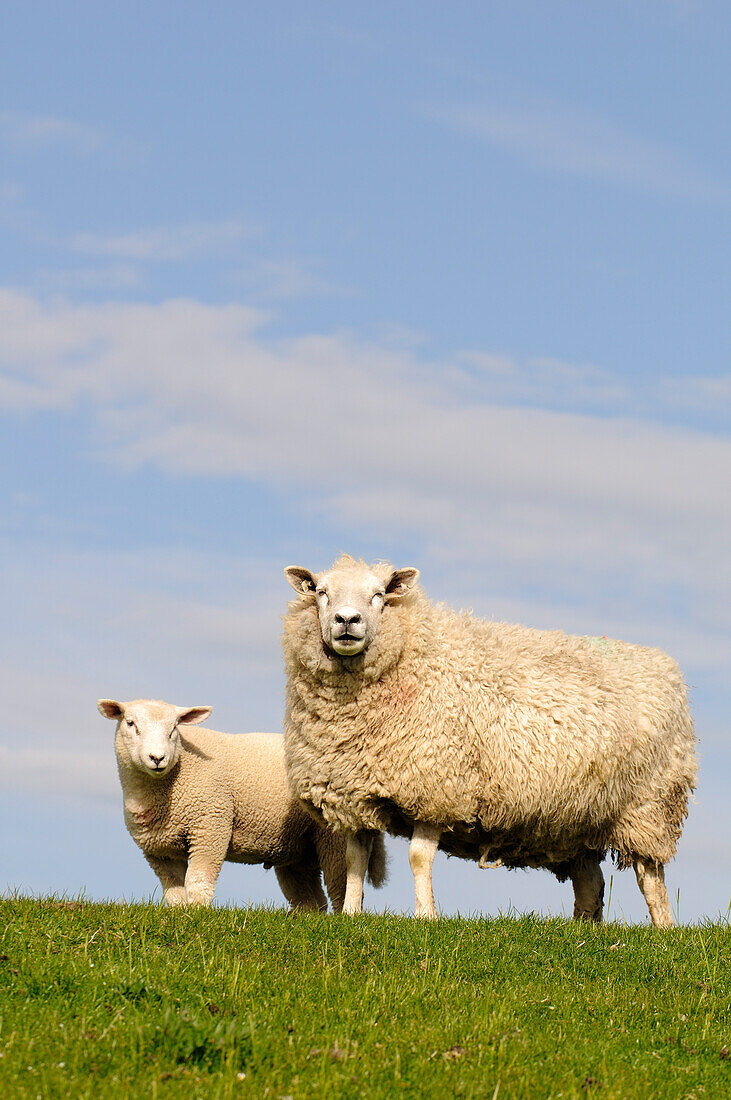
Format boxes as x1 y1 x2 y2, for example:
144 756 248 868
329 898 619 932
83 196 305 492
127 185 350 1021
0 288 729 673
433 99 729 203
0 110 105 152
458 352 629 413
70 220 256 261
234 258 348 301
662 374 731 418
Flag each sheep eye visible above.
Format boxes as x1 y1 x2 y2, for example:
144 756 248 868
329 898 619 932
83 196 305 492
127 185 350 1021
372 592 385 605
126 718 136 729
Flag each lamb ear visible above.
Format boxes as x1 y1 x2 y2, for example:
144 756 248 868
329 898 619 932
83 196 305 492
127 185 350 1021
284 566 317 594
176 706 212 726
385 567 420 602
98 699 124 720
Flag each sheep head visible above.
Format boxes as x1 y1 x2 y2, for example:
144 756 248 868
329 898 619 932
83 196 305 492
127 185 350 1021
284 555 419 660
97 698 211 777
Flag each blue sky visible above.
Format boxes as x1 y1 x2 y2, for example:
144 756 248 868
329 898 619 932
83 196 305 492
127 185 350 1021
1 1 729 923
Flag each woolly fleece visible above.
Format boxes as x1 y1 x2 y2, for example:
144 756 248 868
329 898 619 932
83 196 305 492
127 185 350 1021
283 557 697 878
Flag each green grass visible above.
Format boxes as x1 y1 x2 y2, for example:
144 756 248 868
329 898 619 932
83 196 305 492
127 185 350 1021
1 898 730 1099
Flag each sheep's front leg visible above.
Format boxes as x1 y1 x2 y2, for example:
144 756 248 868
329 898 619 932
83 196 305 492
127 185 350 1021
409 821 441 919
185 830 230 906
343 831 373 915
634 857 673 929
144 854 188 907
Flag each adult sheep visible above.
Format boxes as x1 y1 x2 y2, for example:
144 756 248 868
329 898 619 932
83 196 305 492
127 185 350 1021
98 697 387 910
282 555 696 928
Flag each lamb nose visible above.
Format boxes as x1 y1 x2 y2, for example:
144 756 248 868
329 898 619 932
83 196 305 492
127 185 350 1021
149 753 164 766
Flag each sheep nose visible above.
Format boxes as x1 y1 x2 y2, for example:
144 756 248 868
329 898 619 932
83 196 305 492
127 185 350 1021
149 753 165 767
334 609 362 627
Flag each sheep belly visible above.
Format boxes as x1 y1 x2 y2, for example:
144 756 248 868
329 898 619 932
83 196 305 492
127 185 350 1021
226 820 307 866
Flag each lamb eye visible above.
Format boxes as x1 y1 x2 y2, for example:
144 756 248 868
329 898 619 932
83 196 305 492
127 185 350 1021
126 718 135 727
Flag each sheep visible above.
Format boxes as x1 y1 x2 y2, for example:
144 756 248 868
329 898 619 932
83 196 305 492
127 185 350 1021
282 555 696 928
97 697 387 910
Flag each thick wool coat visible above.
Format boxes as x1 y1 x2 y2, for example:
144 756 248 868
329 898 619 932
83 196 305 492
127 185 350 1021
283 566 696 873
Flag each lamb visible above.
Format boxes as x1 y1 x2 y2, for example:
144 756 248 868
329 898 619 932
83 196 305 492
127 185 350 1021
282 555 697 928
97 697 387 910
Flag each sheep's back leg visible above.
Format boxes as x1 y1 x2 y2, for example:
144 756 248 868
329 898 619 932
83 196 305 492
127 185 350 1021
343 831 373 915
275 860 328 912
144 854 188 906
409 821 441 919
634 857 674 929
569 853 605 923
313 829 347 913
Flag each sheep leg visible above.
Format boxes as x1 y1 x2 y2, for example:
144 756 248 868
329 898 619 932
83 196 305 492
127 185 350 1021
144 854 188 906
313 829 347 913
409 821 441 919
343 831 373 915
634 857 674 929
275 860 328 913
569 854 605 923
185 834 229 905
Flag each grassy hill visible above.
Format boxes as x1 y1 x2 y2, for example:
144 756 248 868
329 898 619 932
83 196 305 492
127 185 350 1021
1 897 729 1098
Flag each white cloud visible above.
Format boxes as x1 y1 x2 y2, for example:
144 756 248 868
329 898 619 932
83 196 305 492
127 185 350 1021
433 99 729 203
0 287 728 682
0 373 65 410
0 110 104 152
70 220 256 261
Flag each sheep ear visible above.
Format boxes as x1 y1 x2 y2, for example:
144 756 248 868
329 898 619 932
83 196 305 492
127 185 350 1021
176 706 212 726
98 699 124 720
385 567 419 603
284 566 317 594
